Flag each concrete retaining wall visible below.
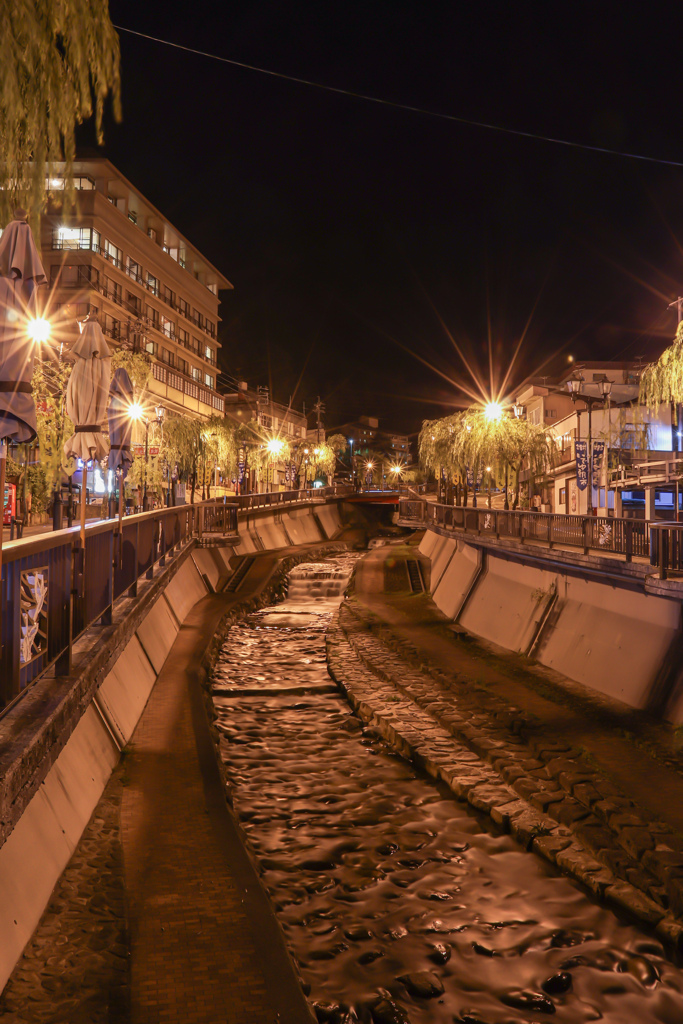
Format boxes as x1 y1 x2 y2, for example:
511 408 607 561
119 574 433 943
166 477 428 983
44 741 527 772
432 541 481 621
421 527 683 721
0 499 339 993
535 576 681 710
459 555 557 655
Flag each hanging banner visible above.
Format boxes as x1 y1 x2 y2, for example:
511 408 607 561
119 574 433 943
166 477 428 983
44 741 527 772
466 467 473 487
592 440 605 476
575 440 588 491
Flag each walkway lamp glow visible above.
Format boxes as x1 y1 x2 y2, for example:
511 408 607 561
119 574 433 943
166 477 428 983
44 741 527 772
484 401 503 422
26 317 51 344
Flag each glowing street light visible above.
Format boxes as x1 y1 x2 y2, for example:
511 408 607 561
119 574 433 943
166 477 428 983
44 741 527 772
27 317 51 344
266 437 285 456
484 401 503 422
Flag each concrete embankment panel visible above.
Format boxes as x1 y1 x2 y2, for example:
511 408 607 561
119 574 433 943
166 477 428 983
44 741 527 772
97 635 158 746
232 527 260 555
418 529 440 559
459 554 557 654
136 595 180 674
0 704 118 992
191 547 224 593
428 535 458 593
432 541 481 620
317 503 342 538
254 518 290 550
535 577 681 710
283 509 323 545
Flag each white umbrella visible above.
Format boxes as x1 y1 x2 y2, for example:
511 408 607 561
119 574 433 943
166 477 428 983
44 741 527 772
0 209 46 579
63 316 111 544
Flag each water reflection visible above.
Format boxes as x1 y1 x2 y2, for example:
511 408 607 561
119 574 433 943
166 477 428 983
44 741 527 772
213 555 683 1023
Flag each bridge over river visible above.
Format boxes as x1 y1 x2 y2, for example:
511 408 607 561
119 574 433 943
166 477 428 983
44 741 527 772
3 491 683 1022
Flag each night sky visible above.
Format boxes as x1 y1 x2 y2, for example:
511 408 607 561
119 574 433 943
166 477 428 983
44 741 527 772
95 2 683 437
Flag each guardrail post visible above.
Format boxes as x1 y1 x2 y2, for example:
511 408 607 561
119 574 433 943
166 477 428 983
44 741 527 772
582 516 589 555
659 528 668 580
548 515 554 549
625 520 633 563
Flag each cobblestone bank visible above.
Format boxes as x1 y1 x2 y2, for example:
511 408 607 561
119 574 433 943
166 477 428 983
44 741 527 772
326 598 683 955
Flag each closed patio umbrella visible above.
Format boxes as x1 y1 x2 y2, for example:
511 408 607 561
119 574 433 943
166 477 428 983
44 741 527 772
107 367 134 532
0 209 46 578
63 316 111 545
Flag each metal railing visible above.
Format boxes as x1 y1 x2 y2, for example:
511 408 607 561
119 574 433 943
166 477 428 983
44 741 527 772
0 485 351 709
398 498 652 563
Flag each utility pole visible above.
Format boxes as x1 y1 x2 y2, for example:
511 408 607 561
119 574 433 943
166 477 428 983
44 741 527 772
668 296 683 324
313 396 325 443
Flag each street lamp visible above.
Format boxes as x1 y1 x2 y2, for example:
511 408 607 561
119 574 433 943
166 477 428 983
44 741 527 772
129 402 165 510
266 436 285 492
568 373 612 515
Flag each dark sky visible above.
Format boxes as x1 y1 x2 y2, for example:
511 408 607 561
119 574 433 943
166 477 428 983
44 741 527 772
97 1 683 436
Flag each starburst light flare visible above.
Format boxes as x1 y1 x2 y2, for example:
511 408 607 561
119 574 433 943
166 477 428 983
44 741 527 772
484 401 503 422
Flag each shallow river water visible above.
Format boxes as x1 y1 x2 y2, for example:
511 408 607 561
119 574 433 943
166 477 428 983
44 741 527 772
212 554 683 1024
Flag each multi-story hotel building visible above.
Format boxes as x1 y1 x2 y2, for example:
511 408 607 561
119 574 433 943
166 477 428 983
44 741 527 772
40 157 231 419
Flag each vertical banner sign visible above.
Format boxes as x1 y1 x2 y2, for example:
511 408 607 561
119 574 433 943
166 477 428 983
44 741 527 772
575 440 588 491
466 467 473 487
237 447 245 484
592 441 605 476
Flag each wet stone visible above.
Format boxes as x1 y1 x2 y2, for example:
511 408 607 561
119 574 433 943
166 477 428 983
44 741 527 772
501 990 555 1014
398 971 444 998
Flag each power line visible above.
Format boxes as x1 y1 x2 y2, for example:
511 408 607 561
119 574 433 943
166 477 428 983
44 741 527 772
114 23 683 169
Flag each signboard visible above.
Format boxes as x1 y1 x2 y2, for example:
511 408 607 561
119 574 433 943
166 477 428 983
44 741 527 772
569 478 577 513
592 440 605 476
3 482 16 526
149 446 160 457
575 440 588 491
132 444 144 458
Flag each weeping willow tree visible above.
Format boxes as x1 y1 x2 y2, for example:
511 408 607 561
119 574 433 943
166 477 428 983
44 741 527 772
310 433 347 481
0 0 121 226
419 408 556 507
639 321 683 417
32 353 74 500
200 417 238 497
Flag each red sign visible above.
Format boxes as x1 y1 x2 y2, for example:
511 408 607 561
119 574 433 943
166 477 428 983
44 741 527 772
132 444 144 458
3 483 16 526
149 446 160 457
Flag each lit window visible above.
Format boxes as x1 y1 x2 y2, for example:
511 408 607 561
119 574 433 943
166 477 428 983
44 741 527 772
146 272 159 296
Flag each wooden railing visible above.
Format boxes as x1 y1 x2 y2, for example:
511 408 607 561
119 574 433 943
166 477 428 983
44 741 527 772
398 499 652 564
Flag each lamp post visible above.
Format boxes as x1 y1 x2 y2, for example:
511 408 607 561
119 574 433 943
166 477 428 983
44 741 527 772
129 402 165 511
504 402 525 511
568 373 612 515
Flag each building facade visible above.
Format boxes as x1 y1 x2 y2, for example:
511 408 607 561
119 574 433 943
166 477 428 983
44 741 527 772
40 158 231 421
513 362 677 518
223 383 308 491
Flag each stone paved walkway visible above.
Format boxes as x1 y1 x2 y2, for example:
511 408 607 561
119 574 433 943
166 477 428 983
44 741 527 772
326 539 683 954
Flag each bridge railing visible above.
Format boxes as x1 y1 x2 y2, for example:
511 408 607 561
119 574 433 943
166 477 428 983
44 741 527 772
399 498 655 567
0 485 350 710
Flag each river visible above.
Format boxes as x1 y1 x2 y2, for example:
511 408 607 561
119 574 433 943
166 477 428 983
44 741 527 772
211 552 683 1024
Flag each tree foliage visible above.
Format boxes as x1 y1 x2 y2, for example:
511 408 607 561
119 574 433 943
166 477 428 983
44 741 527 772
419 407 557 506
639 321 683 415
32 352 74 493
0 0 121 227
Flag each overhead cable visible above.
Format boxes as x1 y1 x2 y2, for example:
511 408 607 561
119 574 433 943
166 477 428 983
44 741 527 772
114 23 683 169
